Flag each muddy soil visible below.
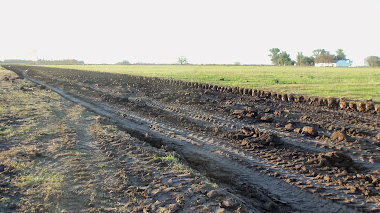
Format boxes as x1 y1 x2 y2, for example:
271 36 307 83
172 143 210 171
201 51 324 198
3 65 380 212
0 67 253 212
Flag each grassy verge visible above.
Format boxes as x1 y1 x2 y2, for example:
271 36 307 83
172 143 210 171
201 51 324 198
0 66 66 211
34 64 380 102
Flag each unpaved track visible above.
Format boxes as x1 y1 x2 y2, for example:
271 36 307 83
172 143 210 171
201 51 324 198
0 67 252 212
4 65 380 212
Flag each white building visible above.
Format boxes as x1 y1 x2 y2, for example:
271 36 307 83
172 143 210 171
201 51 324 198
315 60 351 67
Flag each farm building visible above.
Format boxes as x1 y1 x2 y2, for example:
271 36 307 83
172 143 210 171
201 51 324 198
315 60 351 67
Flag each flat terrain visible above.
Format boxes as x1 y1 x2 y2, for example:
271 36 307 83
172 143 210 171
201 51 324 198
38 64 380 102
0 67 247 212
3 65 380 212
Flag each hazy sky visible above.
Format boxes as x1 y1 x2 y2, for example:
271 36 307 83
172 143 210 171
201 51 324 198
1 0 379 65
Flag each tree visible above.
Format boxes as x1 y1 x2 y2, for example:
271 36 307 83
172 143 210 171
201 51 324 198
296 52 304 66
315 52 334 63
365 56 380 67
269 48 295 66
268 48 281 65
335 49 346 60
302 56 315 66
177 56 188 65
313 49 326 57
313 49 334 63
296 52 314 66
278 51 294 66
115 60 130 65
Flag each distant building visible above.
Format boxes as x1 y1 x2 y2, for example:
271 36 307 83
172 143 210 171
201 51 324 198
335 60 351 67
315 60 351 67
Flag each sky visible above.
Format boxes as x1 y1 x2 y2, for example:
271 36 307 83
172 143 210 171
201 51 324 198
0 0 379 65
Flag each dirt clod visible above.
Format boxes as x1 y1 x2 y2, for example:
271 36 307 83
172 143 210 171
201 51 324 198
242 132 282 147
302 126 318 137
294 128 302 134
220 198 239 208
285 123 293 131
376 133 380 141
207 190 222 198
331 131 348 141
232 109 247 115
316 152 356 170
357 102 366 112
327 97 338 108
261 115 273 123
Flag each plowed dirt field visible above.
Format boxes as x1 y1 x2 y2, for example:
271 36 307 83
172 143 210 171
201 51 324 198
2 65 380 212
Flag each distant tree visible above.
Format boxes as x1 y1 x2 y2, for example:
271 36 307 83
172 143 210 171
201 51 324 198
335 49 346 60
302 52 316 66
234 62 241 65
313 49 325 57
297 52 315 66
296 52 304 66
278 51 294 66
313 49 335 64
269 48 281 65
315 53 334 63
302 56 315 66
365 56 380 67
177 56 188 65
116 60 130 65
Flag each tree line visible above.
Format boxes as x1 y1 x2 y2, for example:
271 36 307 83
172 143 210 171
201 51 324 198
0 59 34 64
269 48 349 66
0 59 84 65
269 48 380 67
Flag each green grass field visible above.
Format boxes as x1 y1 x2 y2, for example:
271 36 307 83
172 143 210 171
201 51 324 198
36 65 380 102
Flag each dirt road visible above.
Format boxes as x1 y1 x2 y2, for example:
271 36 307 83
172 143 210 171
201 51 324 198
3 65 380 212
0 67 254 212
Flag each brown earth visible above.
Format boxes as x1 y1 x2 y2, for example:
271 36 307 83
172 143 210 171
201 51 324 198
2 65 380 212
0 67 251 212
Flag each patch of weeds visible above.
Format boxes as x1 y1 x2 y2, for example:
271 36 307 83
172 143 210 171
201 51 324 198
204 180 218 188
75 151 84 157
16 167 64 206
307 75 314 79
0 118 39 139
19 168 64 188
157 153 192 173
159 153 176 162
8 161 25 170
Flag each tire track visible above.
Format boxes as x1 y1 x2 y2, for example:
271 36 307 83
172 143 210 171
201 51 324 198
10 67 365 212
